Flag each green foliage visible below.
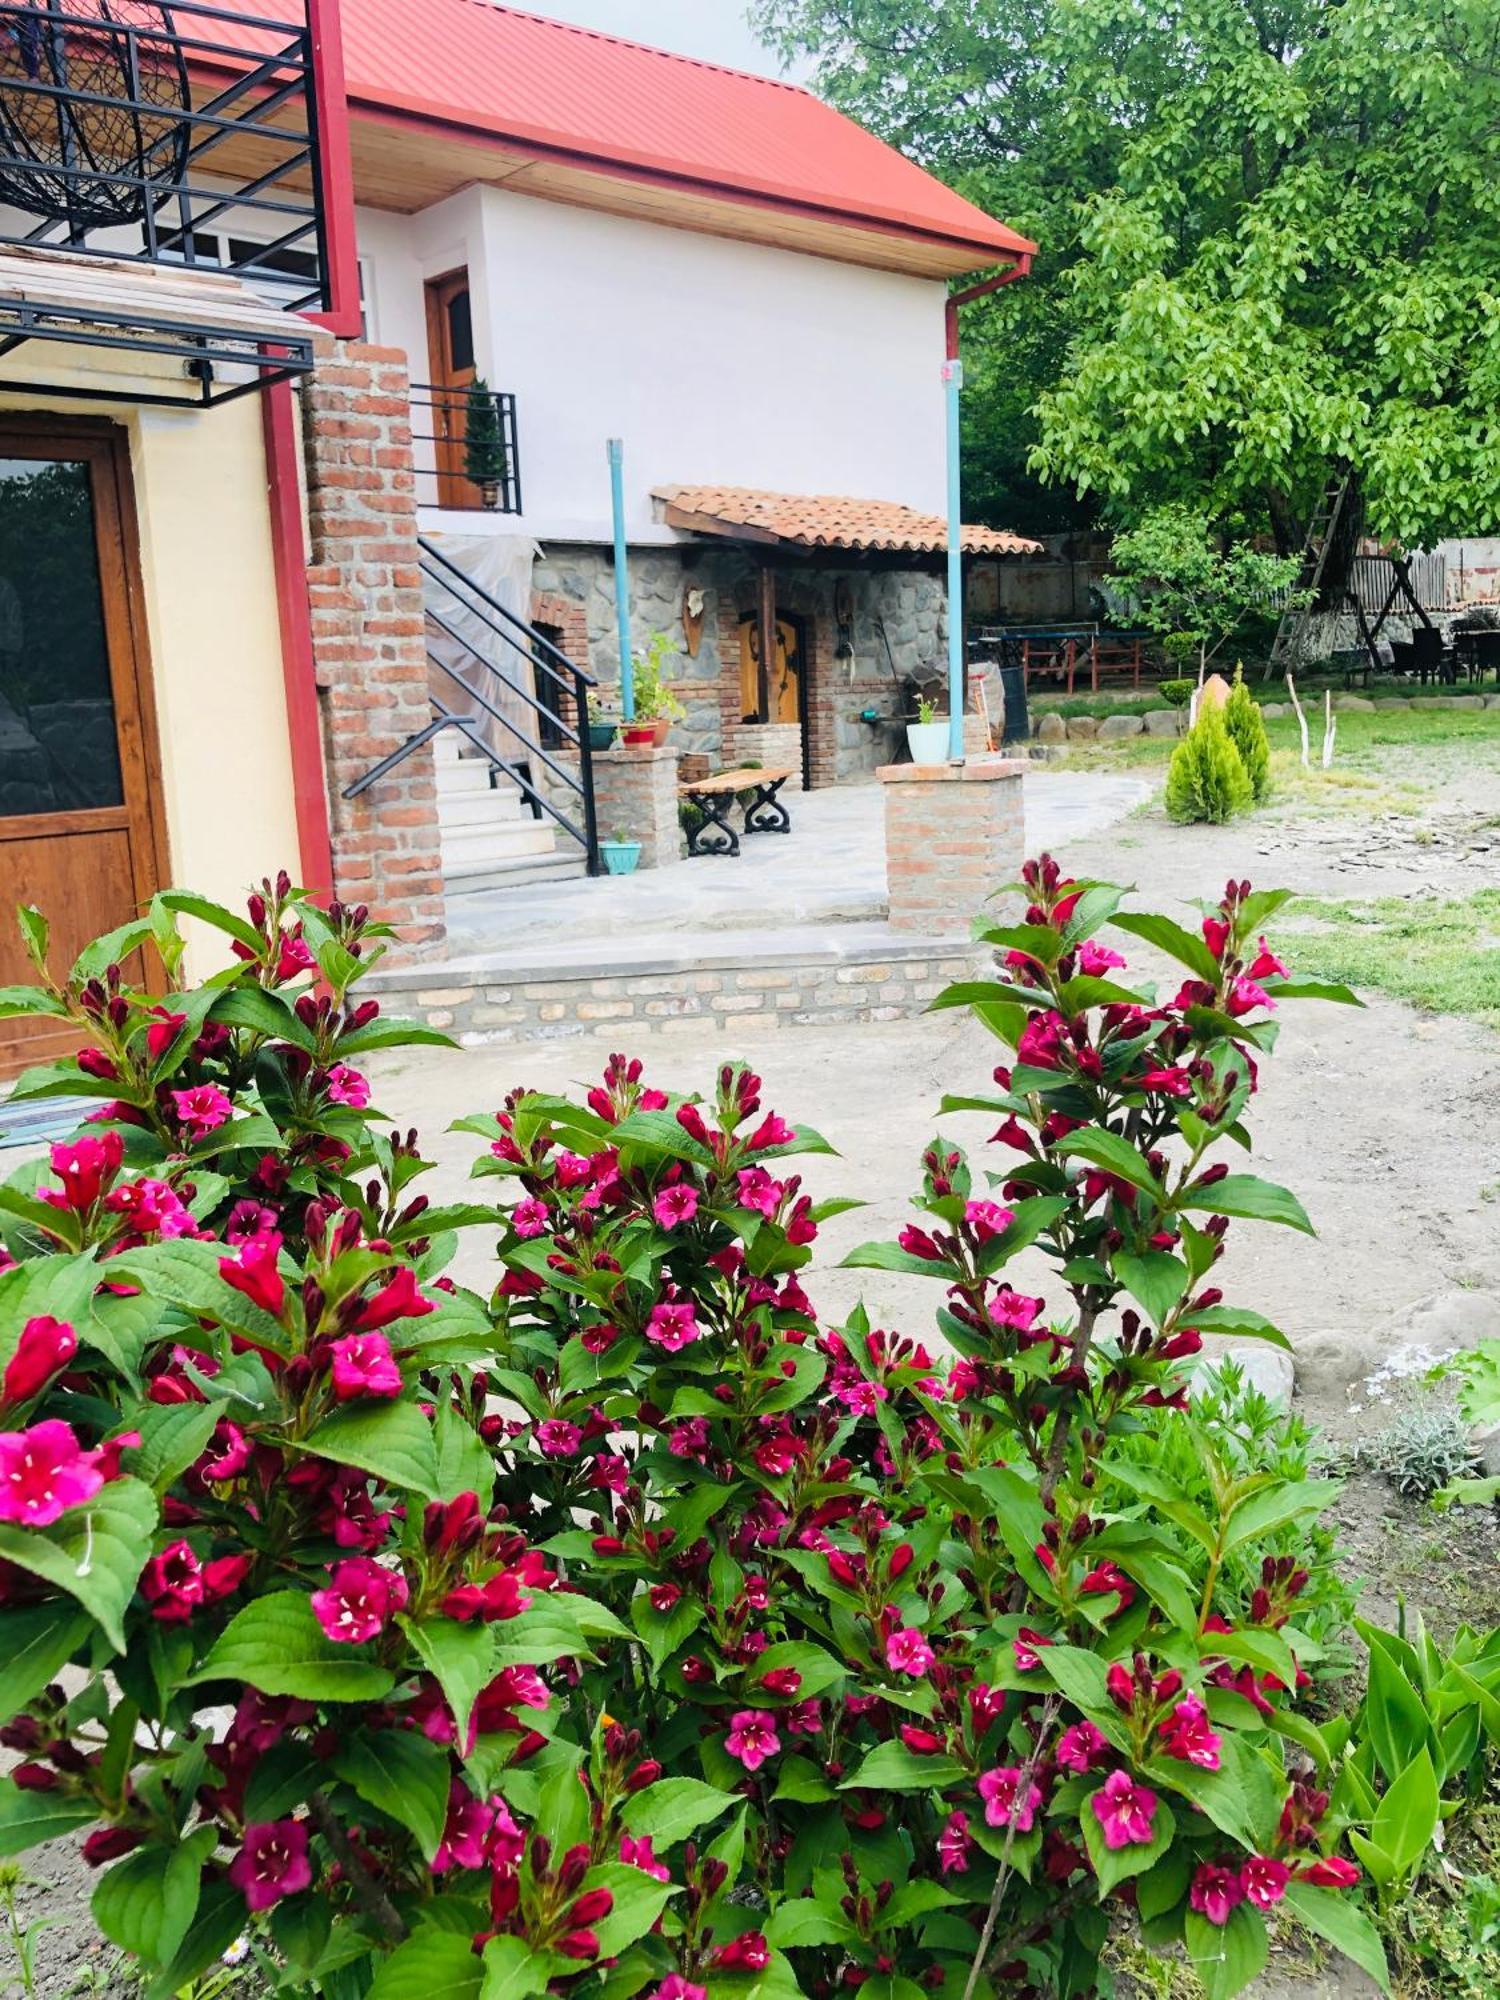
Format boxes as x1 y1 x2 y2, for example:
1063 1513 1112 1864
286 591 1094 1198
1224 667 1271 800
1165 702 1254 823
1364 1404 1480 1502
1158 679 1196 709
630 631 686 724
462 378 508 490
1107 508 1303 671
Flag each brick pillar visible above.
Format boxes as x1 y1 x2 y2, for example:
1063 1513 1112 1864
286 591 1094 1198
590 745 682 869
878 759 1026 934
301 334 445 956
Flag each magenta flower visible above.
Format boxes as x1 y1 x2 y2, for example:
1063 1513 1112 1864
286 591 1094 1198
990 1290 1043 1333
1240 1854 1290 1910
885 1626 935 1677
200 1421 252 1483
1226 976 1275 1018
0 1421 105 1527
512 1198 551 1239
724 1709 781 1772
963 1199 1014 1243
1055 1719 1109 1773
44 1132 123 1211
652 1184 699 1228
310 1557 409 1643
1157 1694 1222 1771
938 1809 973 1873
645 1301 701 1352
140 1541 205 1623
1078 940 1126 975
649 1982 707 2000
432 1781 495 1873
219 1232 285 1317
535 1418 583 1459
1 1317 77 1408
833 1379 887 1415
171 1085 233 1141
328 1332 402 1401
324 1064 370 1109
346 1266 432 1332
1089 1769 1158 1850
103 1177 195 1239
620 1833 670 1882
1189 1862 1245 1926
228 1819 312 1912
978 1765 1043 1833
735 1166 784 1217
1012 1628 1053 1673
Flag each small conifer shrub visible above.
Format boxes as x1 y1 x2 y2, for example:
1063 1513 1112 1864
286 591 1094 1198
1165 699 1254 823
1225 664 1272 799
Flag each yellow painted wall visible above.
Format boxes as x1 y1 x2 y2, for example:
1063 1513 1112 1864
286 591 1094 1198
0 351 305 973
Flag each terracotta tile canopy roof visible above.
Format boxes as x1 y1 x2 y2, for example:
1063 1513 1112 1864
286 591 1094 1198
654 485 1044 558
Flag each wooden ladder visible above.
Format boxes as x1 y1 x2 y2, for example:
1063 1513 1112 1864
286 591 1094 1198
1268 471 1351 671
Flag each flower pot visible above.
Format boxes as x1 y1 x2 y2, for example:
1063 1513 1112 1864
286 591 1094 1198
649 717 671 747
601 839 642 876
621 723 655 747
480 479 501 511
906 720 951 765
587 720 617 752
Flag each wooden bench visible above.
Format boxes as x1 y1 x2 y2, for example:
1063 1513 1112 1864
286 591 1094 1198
677 765 794 857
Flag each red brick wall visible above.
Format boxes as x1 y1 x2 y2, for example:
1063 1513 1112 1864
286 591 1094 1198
301 335 445 955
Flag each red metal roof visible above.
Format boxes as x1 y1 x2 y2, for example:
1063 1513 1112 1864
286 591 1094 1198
230 1 1033 268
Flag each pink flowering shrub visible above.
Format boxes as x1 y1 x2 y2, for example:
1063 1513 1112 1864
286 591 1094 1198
0 862 1391 2000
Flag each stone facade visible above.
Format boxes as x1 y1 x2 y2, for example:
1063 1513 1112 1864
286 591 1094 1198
302 335 445 955
878 758 1027 934
529 543 951 789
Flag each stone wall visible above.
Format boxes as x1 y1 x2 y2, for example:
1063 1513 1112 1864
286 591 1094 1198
302 335 445 955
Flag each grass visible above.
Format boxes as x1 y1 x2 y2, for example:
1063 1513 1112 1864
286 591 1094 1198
1286 886 1500 1026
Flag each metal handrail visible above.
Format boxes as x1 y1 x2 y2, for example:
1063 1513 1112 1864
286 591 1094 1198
410 385 523 515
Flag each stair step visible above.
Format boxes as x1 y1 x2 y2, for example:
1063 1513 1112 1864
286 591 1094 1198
441 820 558 864
444 849 589 895
439 787 526 828
435 757 501 796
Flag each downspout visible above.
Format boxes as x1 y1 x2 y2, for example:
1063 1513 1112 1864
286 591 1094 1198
943 255 1033 760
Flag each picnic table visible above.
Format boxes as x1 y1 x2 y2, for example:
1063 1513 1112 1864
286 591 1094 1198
677 765 794 858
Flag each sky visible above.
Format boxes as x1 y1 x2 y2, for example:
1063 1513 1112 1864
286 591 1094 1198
496 0 800 79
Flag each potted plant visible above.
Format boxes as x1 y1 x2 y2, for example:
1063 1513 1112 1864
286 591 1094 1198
906 692 950 764
632 632 688 745
587 703 619 752
600 825 642 874
463 378 509 509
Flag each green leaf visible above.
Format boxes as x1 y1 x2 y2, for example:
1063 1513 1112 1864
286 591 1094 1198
478 1935 555 2000
188 1589 396 1702
141 1876 246 2000
620 1777 739 1846
152 890 265 954
0 1601 93 1725
369 1930 487 2000
0 1474 156 1653
629 1589 703 1671
1185 1902 1268 2000
765 1897 858 1948
1224 1479 1341 1550
975 1193 1069 1273
749 1640 846 1699
1363 1645 1436 1784
338 1015 459 1056
1110 909 1222 981
333 1728 450 1862
1055 1128 1165 1198
1178 1174 1314 1235
583 1860 678 1956
71 917 154 984
403 1614 496 1746
125 1401 226 1496
1189 1305 1291 1349
0 984 68 1022
209 984 318 1050
0 1775 99 1854
1371 1749 1440 1877
772 1756 837 1805
302 1399 440 1497
108 1238 288 1353
839 1739 964 1791
1080 1789 1175 1894
839 1239 960 1279
92 1828 216 1969
1284 1882 1390 1991
1113 1250 1189 1327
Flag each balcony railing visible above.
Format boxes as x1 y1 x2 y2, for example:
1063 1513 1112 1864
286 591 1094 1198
410 381 523 515
0 0 336 315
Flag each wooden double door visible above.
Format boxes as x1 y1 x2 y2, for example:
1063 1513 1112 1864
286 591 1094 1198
0 420 166 1075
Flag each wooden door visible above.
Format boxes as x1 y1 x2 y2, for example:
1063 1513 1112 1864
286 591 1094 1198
739 611 804 724
424 268 477 509
0 422 166 1076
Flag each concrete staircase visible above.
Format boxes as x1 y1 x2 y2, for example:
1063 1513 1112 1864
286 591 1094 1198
434 733 588 895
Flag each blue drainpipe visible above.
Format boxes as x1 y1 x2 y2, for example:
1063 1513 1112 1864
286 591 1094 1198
943 357 965 762
607 438 634 720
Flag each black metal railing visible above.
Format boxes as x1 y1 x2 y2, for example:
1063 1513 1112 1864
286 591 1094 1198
344 535 601 877
0 0 333 314
409 382 522 515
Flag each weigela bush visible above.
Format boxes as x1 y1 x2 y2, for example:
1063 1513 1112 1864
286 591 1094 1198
0 863 1388 2000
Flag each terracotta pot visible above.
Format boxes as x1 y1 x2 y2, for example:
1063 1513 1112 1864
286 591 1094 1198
649 717 671 747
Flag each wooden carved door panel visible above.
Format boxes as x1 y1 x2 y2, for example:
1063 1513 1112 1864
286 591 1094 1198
424 268 477 510
0 424 166 1076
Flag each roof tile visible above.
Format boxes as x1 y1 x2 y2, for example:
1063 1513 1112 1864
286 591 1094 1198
655 485 1043 557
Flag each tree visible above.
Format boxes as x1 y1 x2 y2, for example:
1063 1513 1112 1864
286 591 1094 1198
1164 700 1254 823
463 378 508 501
1105 505 1303 673
755 0 1500 550
1225 666 1272 800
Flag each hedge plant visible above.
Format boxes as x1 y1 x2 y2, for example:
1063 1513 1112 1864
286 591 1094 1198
0 863 1388 2000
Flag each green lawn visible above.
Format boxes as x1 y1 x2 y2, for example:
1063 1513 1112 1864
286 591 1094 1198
1286 888 1500 1028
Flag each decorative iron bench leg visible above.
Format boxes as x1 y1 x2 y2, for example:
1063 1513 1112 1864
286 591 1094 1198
743 777 791 836
684 790 740 857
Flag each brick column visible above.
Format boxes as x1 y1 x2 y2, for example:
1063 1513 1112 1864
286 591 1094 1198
878 759 1026 934
590 745 682 869
301 334 445 956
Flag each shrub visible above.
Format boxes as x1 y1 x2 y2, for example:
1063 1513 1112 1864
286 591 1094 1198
1165 701 1254 823
0 863 1389 2000
1224 667 1271 801
1158 679 1196 709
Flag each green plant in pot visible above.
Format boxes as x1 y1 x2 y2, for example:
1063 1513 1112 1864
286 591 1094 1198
907 690 950 764
463 378 509 509
624 632 687 745
600 823 642 874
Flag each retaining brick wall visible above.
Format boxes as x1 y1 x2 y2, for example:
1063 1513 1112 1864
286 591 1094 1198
302 334 445 956
879 759 1027 934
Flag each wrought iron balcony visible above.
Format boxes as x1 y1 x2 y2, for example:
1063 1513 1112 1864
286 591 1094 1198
410 381 523 515
0 1 340 314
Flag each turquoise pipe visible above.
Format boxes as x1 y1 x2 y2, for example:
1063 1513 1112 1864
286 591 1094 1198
607 438 634 720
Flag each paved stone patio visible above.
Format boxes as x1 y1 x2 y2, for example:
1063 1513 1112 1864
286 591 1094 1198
444 768 1151 955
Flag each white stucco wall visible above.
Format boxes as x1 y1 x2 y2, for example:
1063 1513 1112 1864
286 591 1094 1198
357 188 951 544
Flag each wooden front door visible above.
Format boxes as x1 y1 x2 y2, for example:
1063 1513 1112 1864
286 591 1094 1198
739 611 804 725
0 422 166 1076
424 268 477 509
